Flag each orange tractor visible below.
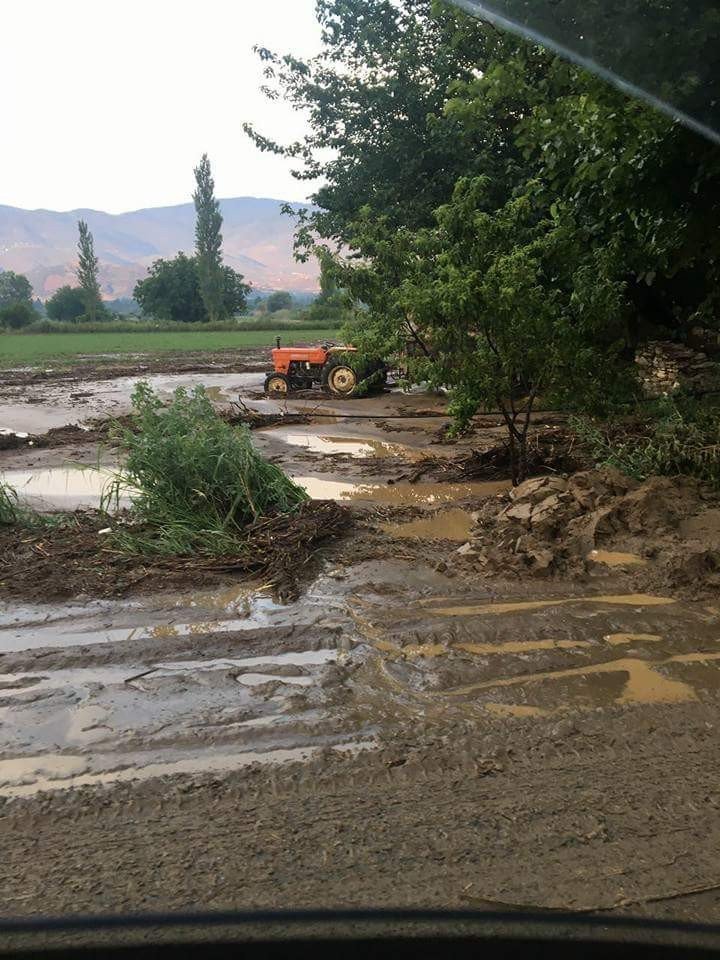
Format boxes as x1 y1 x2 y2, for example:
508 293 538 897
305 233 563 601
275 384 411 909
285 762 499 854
264 339 386 398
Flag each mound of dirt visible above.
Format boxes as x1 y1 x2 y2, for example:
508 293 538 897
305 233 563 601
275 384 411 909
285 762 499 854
460 467 720 594
0 500 350 602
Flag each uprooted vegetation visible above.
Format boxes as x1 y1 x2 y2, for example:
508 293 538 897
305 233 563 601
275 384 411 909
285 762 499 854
0 501 348 602
574 396 720 487
0 384 351 600
103 383 309 555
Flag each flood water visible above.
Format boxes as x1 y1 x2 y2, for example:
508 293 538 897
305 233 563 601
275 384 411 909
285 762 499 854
1 465 510 511
267 425 424 459
4 367 720 804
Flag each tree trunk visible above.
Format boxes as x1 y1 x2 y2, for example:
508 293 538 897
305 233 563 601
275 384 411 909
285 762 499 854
508 432 519 485
516 430 529 485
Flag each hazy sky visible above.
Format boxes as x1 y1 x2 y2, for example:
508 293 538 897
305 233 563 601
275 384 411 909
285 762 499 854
3 0 322 213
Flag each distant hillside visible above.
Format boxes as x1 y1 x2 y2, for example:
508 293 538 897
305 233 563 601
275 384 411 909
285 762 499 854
0 198 319 299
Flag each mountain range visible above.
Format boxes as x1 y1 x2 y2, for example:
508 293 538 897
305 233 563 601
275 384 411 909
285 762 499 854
0 198 319 300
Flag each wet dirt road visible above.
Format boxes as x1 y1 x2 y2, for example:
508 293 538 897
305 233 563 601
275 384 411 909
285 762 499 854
2 351 720 928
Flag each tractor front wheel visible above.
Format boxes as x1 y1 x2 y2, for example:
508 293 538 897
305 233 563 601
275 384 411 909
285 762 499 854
264 373 290 397
322 360 358 398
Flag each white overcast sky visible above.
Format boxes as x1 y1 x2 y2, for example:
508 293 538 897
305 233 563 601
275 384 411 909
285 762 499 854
3 0 322 213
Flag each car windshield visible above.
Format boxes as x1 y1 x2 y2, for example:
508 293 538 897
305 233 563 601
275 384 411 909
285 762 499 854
2 0 720 952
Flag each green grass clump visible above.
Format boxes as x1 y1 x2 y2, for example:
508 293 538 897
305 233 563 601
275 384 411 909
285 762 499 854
0 482 20 526
573 395 720 486
0 329 340 367
0 480 70 530
106 382 308 555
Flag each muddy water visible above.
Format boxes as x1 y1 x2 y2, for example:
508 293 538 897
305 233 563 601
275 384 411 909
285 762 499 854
0 742 376 800
0 372 266 435
293 476 509 505
3 557 720 796
588 549 647 567
0 465 127 511
268 425 423 460
5 369 720 801
0 463 507 511
0 588 315 653
380 508 474 541
352 586 720 719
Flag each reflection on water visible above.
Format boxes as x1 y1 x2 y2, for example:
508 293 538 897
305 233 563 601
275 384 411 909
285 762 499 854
269 427 421 459
293 476 510 505
0 465 509 511
1 466 127 510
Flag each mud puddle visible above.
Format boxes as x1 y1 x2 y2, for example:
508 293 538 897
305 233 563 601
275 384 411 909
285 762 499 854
267 425 424 460
293 476 509 505
588 549 647 568
0 465 126 511
0 631 370 796
0 741 375 799
353 589 720 717
0 587 316 654
3 557 720 800
380 507 474 541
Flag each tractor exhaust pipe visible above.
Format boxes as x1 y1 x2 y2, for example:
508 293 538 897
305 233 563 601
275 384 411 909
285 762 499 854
276 337 281 349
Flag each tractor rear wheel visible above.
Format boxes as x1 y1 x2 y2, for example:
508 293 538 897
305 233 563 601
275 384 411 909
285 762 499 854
264 373 290 397
322 360 358 398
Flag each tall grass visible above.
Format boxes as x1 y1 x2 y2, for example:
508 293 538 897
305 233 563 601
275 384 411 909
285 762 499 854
573 395 720 486
105 382 308 555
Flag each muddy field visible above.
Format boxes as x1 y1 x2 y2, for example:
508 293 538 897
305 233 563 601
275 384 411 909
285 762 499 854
2 347 720 938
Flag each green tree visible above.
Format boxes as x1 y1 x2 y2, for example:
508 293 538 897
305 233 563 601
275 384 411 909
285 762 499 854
248 0 720 462
245 0 496 251
0 271 33 309
266 290 293 313
76 220 103 322
221 266 251 316
387 182 626 480
0 302 36 330
193 154 226 322
46 285 87 323
134 253 249 322
244 0 535 356
134 253 206 323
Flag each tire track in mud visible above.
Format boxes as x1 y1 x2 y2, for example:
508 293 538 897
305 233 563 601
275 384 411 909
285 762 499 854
2 697 720 918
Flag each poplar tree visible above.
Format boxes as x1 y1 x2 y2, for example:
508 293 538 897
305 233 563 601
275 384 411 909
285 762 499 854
76 220 102 322
193 154 226 322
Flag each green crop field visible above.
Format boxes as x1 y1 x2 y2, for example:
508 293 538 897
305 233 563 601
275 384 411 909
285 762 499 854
0 329 340 367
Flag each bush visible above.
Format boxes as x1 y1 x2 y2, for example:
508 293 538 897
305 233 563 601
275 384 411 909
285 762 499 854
0 302 37 329
46 286 86 323
106 383 308 555
573 395 720 486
